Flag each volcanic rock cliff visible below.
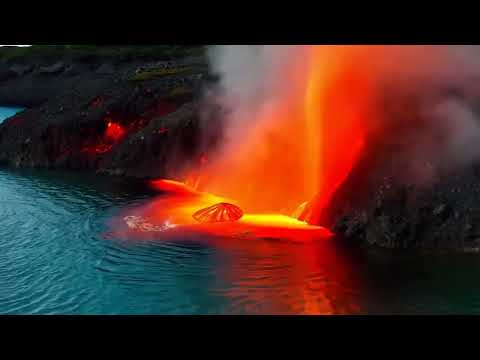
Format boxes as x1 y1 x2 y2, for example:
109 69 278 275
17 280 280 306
323 150 480 252
0 46 223 179
319 92 480 252
2 46 480 251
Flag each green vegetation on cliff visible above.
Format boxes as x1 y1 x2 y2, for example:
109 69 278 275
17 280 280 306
0 45 206 61
131 66 195 81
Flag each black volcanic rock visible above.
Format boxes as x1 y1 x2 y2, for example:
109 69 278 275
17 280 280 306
38 62 65 74
10 64 33 77
97 102 224 179
321 130 480 252
0 62 15 82
96 63 115 75
4 46 480 252
331 169 480 251
0 52 214 179
299 84 480 252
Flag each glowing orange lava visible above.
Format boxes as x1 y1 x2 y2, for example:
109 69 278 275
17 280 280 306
117 46 376 242
113 179 332 243
193 203 243 223
109 46 465 313
183 46 368 225
111 185 353 314
105 120 126 143
110 179 352 314
82 119 127 155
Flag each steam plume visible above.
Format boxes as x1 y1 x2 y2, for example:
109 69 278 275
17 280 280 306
203 45 480 215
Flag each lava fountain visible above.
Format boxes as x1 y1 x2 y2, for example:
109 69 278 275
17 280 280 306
118 45 480 242
186 46 368 225
116 46 374 242
188 45 480 227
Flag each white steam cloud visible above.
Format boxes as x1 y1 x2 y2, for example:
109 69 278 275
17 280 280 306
206 45 480 190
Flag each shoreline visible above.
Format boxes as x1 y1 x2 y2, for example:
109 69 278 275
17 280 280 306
1 45 480 252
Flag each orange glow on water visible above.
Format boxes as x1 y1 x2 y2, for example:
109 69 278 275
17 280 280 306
108 46 470 313
111 179 349 314
217 237 360 314
109 179 355 314
113 179 332 243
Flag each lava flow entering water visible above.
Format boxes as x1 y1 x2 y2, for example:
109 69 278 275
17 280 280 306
114 179 333 243
117 46 375 242
180 46 367 227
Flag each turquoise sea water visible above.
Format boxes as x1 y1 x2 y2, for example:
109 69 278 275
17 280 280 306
1 106 480 314
0 106 24 123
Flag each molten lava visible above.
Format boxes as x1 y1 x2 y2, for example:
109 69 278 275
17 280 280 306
110 179 352 314
118 46 381 242
82 119 128 155
193 202 243 223
181 46 368 225
105 120 126 143
113 179 332 243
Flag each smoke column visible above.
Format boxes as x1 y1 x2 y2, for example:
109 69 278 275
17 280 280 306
201 45 480 222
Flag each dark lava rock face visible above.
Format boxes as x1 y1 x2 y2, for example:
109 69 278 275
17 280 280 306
97 102 224 179
0 55 221 179
2 48 480 252
332 172 480 251
302 83 480 252
323 131 480 252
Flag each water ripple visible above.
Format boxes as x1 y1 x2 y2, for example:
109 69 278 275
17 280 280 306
2 168 480 314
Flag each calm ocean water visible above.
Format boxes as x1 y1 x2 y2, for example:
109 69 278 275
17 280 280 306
1 106 480 314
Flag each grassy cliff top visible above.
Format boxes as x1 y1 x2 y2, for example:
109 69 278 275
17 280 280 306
0 45 206 61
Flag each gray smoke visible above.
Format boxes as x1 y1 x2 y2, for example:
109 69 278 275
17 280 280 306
206 45 480 188
206 45 310 150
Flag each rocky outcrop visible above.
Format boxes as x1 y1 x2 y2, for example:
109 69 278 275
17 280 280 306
0 54 218 179
331 170 480 251
2 47 480 252
321 127 480 252
0 58 110 107
38 62 65 74
95 63 115 75
97 102 224 178
10 64 33 77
